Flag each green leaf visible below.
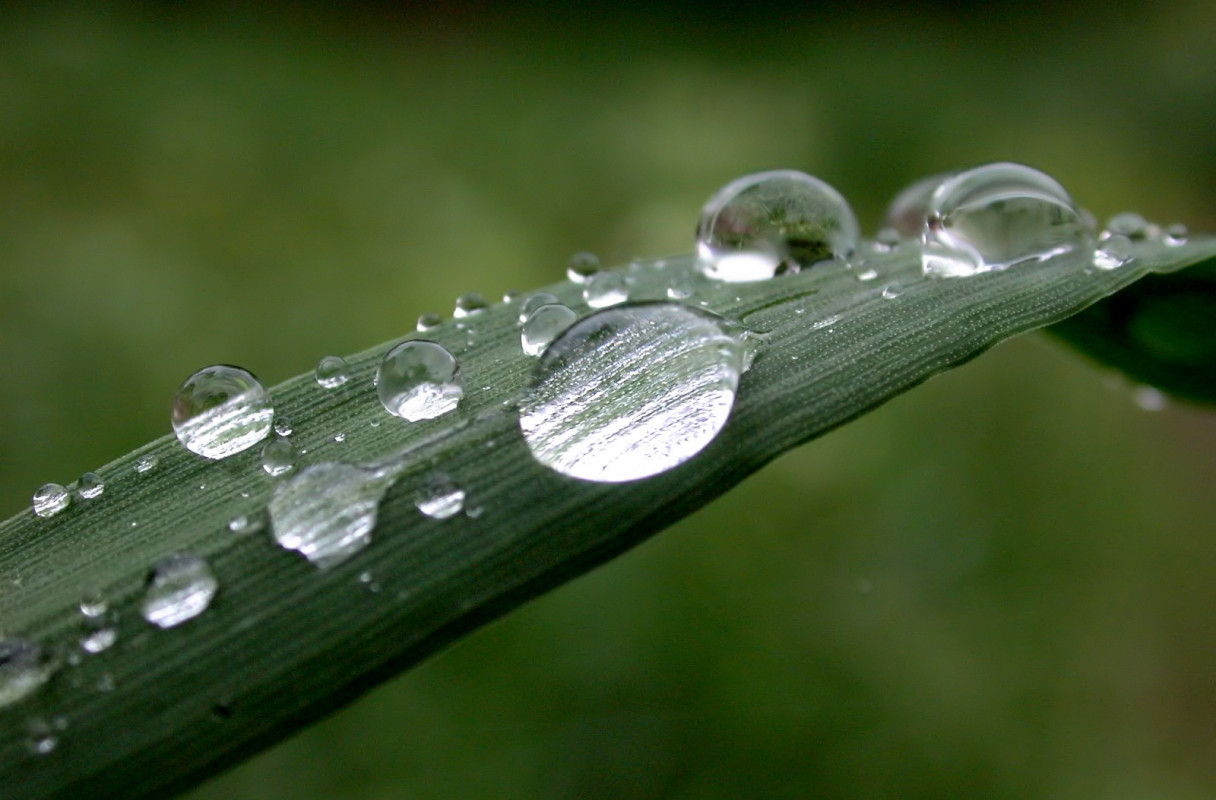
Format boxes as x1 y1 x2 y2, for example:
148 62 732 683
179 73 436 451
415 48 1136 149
1 236 1213 799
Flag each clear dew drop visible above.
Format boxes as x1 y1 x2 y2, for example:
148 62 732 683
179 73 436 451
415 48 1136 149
695 170 860 282
227 509 267 535
76 472 104 500
521 303 578 357
171 365 274 460
882 172 954 237
273 416 293 437
519 302 746 483
269 462 393 568
1094 233 1134 270
519 292 561 323
32 484 69 518
1164 223 1188 245
566 251 601 283
376 341 463 422
921 162 1091 277
452 292 489 318
414 474 466 520
315 355 350 389
583 271 629 308
25 718 60 756
1105 212 1150 239
416 312 443 332
140 554 218 629
78 592 107 619
135 454 159 474
1132 385 1168 412
857 268 879 282
80 628 117 655
0 639 52 708
882 283 903 300
260 437 295 477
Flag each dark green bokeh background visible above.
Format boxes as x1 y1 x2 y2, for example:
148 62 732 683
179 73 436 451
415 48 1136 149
2 4 1214 798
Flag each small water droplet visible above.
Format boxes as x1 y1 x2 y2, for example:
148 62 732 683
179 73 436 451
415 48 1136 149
521 303 578 357
502 290 521 303
171 366 274 460
32 484 70 518
857 268 879 282
369 418 381 428
260 437 295 477
812 314 841 330
75 472 104 500
566 252 601 283
416 312 443 332
333 432 346 443
269 462 393 568
0 640 52 708
135 454 159 474
78 592 107 619
315 355 350 389
921 163 1090 277
519 292 561 323
453 293 489 318
140 554 218 629
583 271 629 308
665 274 695 299
1105 212 1150 239
376 341 463 421
1094 233 1133 270
881 283 903 300
25 719 58 756
883 173 953 237
414 474 466 519
227 510 267 534
695 170 859 282
1164 223 1188 246
80 628 117 655
520 302 746 482
273 416 293 437
1132 385 1167 411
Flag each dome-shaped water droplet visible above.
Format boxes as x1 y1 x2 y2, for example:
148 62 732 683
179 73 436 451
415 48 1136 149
416 312 443 332
882 173 953 237
171 366 274 460
1094 233 1133 270
583 271 629 308
315 356 350 389
376 341 463 422
519 302 746 482
78 592 107 619
135 454 159 474
453 293 489 318
32 484 70 518
521 303 578 357
0 639 52 708
519 293 561 324
76 472 104 500
269 462 392 568
273 416 293 437
1164 223 1188 246
566 252 601 283
80 627 117 655
227 510 267 534
922 162 1091 277
414 474 466 519
140 554 218 629
1106 212 1150 239
695 170 860 282
260 437 295 477
881 283 903 300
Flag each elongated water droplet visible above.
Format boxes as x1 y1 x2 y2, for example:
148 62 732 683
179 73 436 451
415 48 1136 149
135 454 158 474
416 312 443 332
1094 233 1133 270
269 462 392 568
567 252 601 283
0 640 52 708
141 554 218 629
376 341 463 422
882 283 903 300
696 170 859 282
519 293 561 324
227 509 267 534
80 628 117 655
315 356 350 389
414 474 466 519
520 302 746 482
521 303 578 356
922 162 1090 277
171 366 274 460
453 293 489 318
76 472 104 500
32 484 69 518
260 437 295 477
857 268 878 282
883 173 953 237
583 271 629 308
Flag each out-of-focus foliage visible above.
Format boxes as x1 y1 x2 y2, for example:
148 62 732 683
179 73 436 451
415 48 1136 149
1 4 1213 798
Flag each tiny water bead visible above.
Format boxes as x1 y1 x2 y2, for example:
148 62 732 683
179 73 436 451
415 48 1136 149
32 484 69 518
1105 212 1150 239
76 472 104 500
414 474 466 520
80 628 117 655
376 341 463 422
695 170 860 282
227 511 267 534
0 639 52 708
1094 233 1134 270
416 312 443 332
453 293 489 318
519 302 747 483
921 162 1091 278
260 437 295 477
519 292 561 324
171 365 274 460
140 554 218 629
583 271 629 308
78 592 107 619
315 355 350 389
857 268 879 282
566 251 601 283
273 416 294 437
881 283 904 300
522 303 578 357
269 462 393 568
134 454 159 474
1164 223 1188 245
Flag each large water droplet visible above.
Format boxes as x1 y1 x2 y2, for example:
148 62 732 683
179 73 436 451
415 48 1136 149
519 302 746 482
1094 233 1133 270
583 271 629 308
76 472 104 500
921 162 1091 277
521 303 578 356
567 252 601 283
171 366 274 460
140 554 219 629
0 640 52 708
695 170 859 282
269 462 393 568
414 474 466 519
32 484 69 518
260 437 295 477
376 341 463 422
315 356 350 389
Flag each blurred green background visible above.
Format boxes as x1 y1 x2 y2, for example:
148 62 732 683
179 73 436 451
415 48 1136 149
2 3 1215 798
